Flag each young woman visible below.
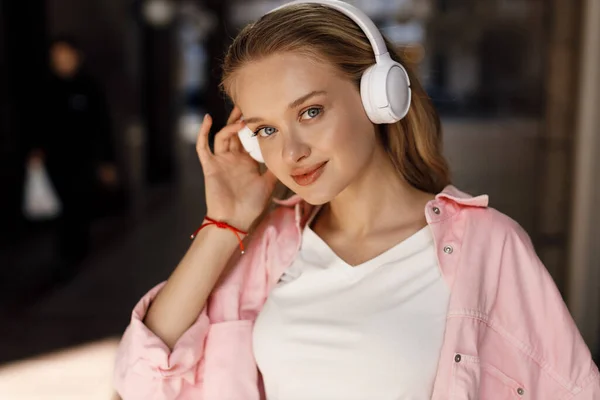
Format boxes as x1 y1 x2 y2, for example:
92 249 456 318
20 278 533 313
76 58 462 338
114 1 599 399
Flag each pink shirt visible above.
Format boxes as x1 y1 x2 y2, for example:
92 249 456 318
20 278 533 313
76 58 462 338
113 186 600 399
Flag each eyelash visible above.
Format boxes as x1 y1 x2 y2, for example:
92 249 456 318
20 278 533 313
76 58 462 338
252 106 324 138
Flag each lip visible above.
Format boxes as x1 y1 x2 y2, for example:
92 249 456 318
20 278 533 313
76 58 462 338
291 161 327 186
290 162 327 176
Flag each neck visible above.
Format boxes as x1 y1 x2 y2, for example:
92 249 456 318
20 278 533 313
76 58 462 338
318 146 434 237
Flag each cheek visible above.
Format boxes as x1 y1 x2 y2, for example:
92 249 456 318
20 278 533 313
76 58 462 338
258 137 276 162
311 114 358 155
259 140 288 179
326 115 376 163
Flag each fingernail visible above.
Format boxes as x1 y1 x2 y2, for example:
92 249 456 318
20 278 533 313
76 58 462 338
204 113 210 121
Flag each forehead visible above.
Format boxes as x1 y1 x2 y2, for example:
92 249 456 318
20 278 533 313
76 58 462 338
231 53 345 112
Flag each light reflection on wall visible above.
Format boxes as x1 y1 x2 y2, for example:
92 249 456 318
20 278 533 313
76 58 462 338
0 338 120 400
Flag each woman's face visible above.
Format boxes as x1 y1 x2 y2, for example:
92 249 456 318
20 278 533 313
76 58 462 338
232 52 380 205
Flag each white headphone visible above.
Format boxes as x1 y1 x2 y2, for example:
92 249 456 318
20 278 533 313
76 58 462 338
237 0 412 163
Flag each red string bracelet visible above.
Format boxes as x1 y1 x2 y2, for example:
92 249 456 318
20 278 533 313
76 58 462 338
190 216 248 254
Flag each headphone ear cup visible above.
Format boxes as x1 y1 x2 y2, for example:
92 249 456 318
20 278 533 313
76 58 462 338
237 126 265 163
360 64 384 123
360 57 411 124
386 63 411 121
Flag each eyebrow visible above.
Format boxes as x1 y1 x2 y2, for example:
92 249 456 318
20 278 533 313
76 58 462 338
243 90 327 124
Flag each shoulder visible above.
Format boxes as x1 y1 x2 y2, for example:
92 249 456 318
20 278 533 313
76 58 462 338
435 185 530 248
435 184 526 240
436 186 543 289
462 205 530 247
457 204 542 292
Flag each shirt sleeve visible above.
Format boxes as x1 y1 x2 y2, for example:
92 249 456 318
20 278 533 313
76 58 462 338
112 282 209 399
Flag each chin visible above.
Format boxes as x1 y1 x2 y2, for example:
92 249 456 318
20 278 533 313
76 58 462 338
293 183 340 206
298 194 331 206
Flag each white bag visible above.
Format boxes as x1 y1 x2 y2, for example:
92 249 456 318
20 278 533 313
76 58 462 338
23 162 62 220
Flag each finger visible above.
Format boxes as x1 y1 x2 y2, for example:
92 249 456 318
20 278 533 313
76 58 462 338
228 133 243 153
196 114 213 162
214 121 246 154
214 136 230 155
226 106 243 125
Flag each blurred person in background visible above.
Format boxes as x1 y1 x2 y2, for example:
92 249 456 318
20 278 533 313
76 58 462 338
27 35 118 281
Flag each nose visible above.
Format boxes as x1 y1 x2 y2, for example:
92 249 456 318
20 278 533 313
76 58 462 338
282 130 310 164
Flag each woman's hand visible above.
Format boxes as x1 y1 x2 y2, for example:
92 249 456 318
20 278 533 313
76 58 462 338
196 106 277 231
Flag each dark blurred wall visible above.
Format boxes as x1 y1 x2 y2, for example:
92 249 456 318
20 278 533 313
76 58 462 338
0 1 13 242
566 0 600 350
204 0 233 145
138 5 178 184
0 0 48 244
535 0 582 291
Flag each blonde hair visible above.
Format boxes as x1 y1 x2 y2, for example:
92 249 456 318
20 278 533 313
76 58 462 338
221 4 451 210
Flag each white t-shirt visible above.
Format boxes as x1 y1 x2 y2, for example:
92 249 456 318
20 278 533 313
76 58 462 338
253 223 450 400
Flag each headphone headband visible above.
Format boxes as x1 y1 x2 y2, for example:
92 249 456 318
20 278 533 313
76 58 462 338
268 0 389 61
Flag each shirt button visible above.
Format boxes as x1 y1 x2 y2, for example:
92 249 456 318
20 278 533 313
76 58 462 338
454 354 462 363
432 206 441 215
443 245 454 254
517 388 525 396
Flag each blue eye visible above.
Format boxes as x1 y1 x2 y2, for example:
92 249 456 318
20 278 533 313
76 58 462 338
253 126 277 138
301 107 322 120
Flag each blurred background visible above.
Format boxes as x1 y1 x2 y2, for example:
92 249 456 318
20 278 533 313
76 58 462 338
0 0 599 398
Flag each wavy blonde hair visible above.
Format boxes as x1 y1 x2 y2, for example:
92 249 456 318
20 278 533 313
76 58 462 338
220 4 451 208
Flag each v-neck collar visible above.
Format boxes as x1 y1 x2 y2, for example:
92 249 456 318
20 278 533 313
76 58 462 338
301 222 433 270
